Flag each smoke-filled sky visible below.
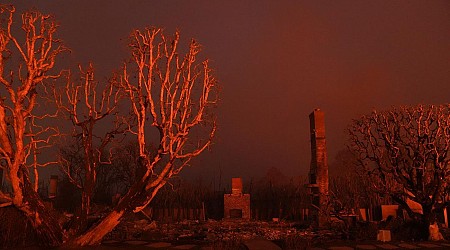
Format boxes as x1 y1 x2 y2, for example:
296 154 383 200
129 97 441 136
13 1 450 182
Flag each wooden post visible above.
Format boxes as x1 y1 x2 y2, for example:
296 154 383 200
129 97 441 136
202 202 206 221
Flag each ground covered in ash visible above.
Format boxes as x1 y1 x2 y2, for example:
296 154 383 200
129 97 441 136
100 215 450 249
103 218 333 249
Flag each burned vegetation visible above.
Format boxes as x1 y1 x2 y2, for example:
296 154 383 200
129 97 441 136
0 5 217 247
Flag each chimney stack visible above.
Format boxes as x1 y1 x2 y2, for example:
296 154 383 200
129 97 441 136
231 177 243 195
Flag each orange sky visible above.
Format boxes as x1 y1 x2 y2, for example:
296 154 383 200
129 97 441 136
13 1 450 183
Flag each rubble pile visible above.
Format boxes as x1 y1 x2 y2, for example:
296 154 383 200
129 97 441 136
104 218 320 245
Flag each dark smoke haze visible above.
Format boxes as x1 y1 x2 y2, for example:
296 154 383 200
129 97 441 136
12 1 450 183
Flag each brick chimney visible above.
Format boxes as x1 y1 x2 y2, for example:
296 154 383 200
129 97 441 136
231 177 243 195
48 175 58 199
224 177 250 219
307 109 329 227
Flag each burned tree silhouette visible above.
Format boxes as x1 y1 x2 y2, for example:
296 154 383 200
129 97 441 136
0 6 217 246
73 28 217 246
348 104 450 238
0 5 67 246
55 64 125 234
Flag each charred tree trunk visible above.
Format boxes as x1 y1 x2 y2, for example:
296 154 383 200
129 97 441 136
73 159 96 234
419 203 434 240
7 142 65 247
73 209 125 246
77 123 96 234
19 168 65 247
393 194 434 240
73 156 167 246
74 175 94 235
73 176 151 246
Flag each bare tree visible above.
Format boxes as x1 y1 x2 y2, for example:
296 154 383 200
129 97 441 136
0 6 218 246
55 64 124 234
348 104 450 236
74 28 217 245
329 148 388 212
0 5 67 246
103 141 141 195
